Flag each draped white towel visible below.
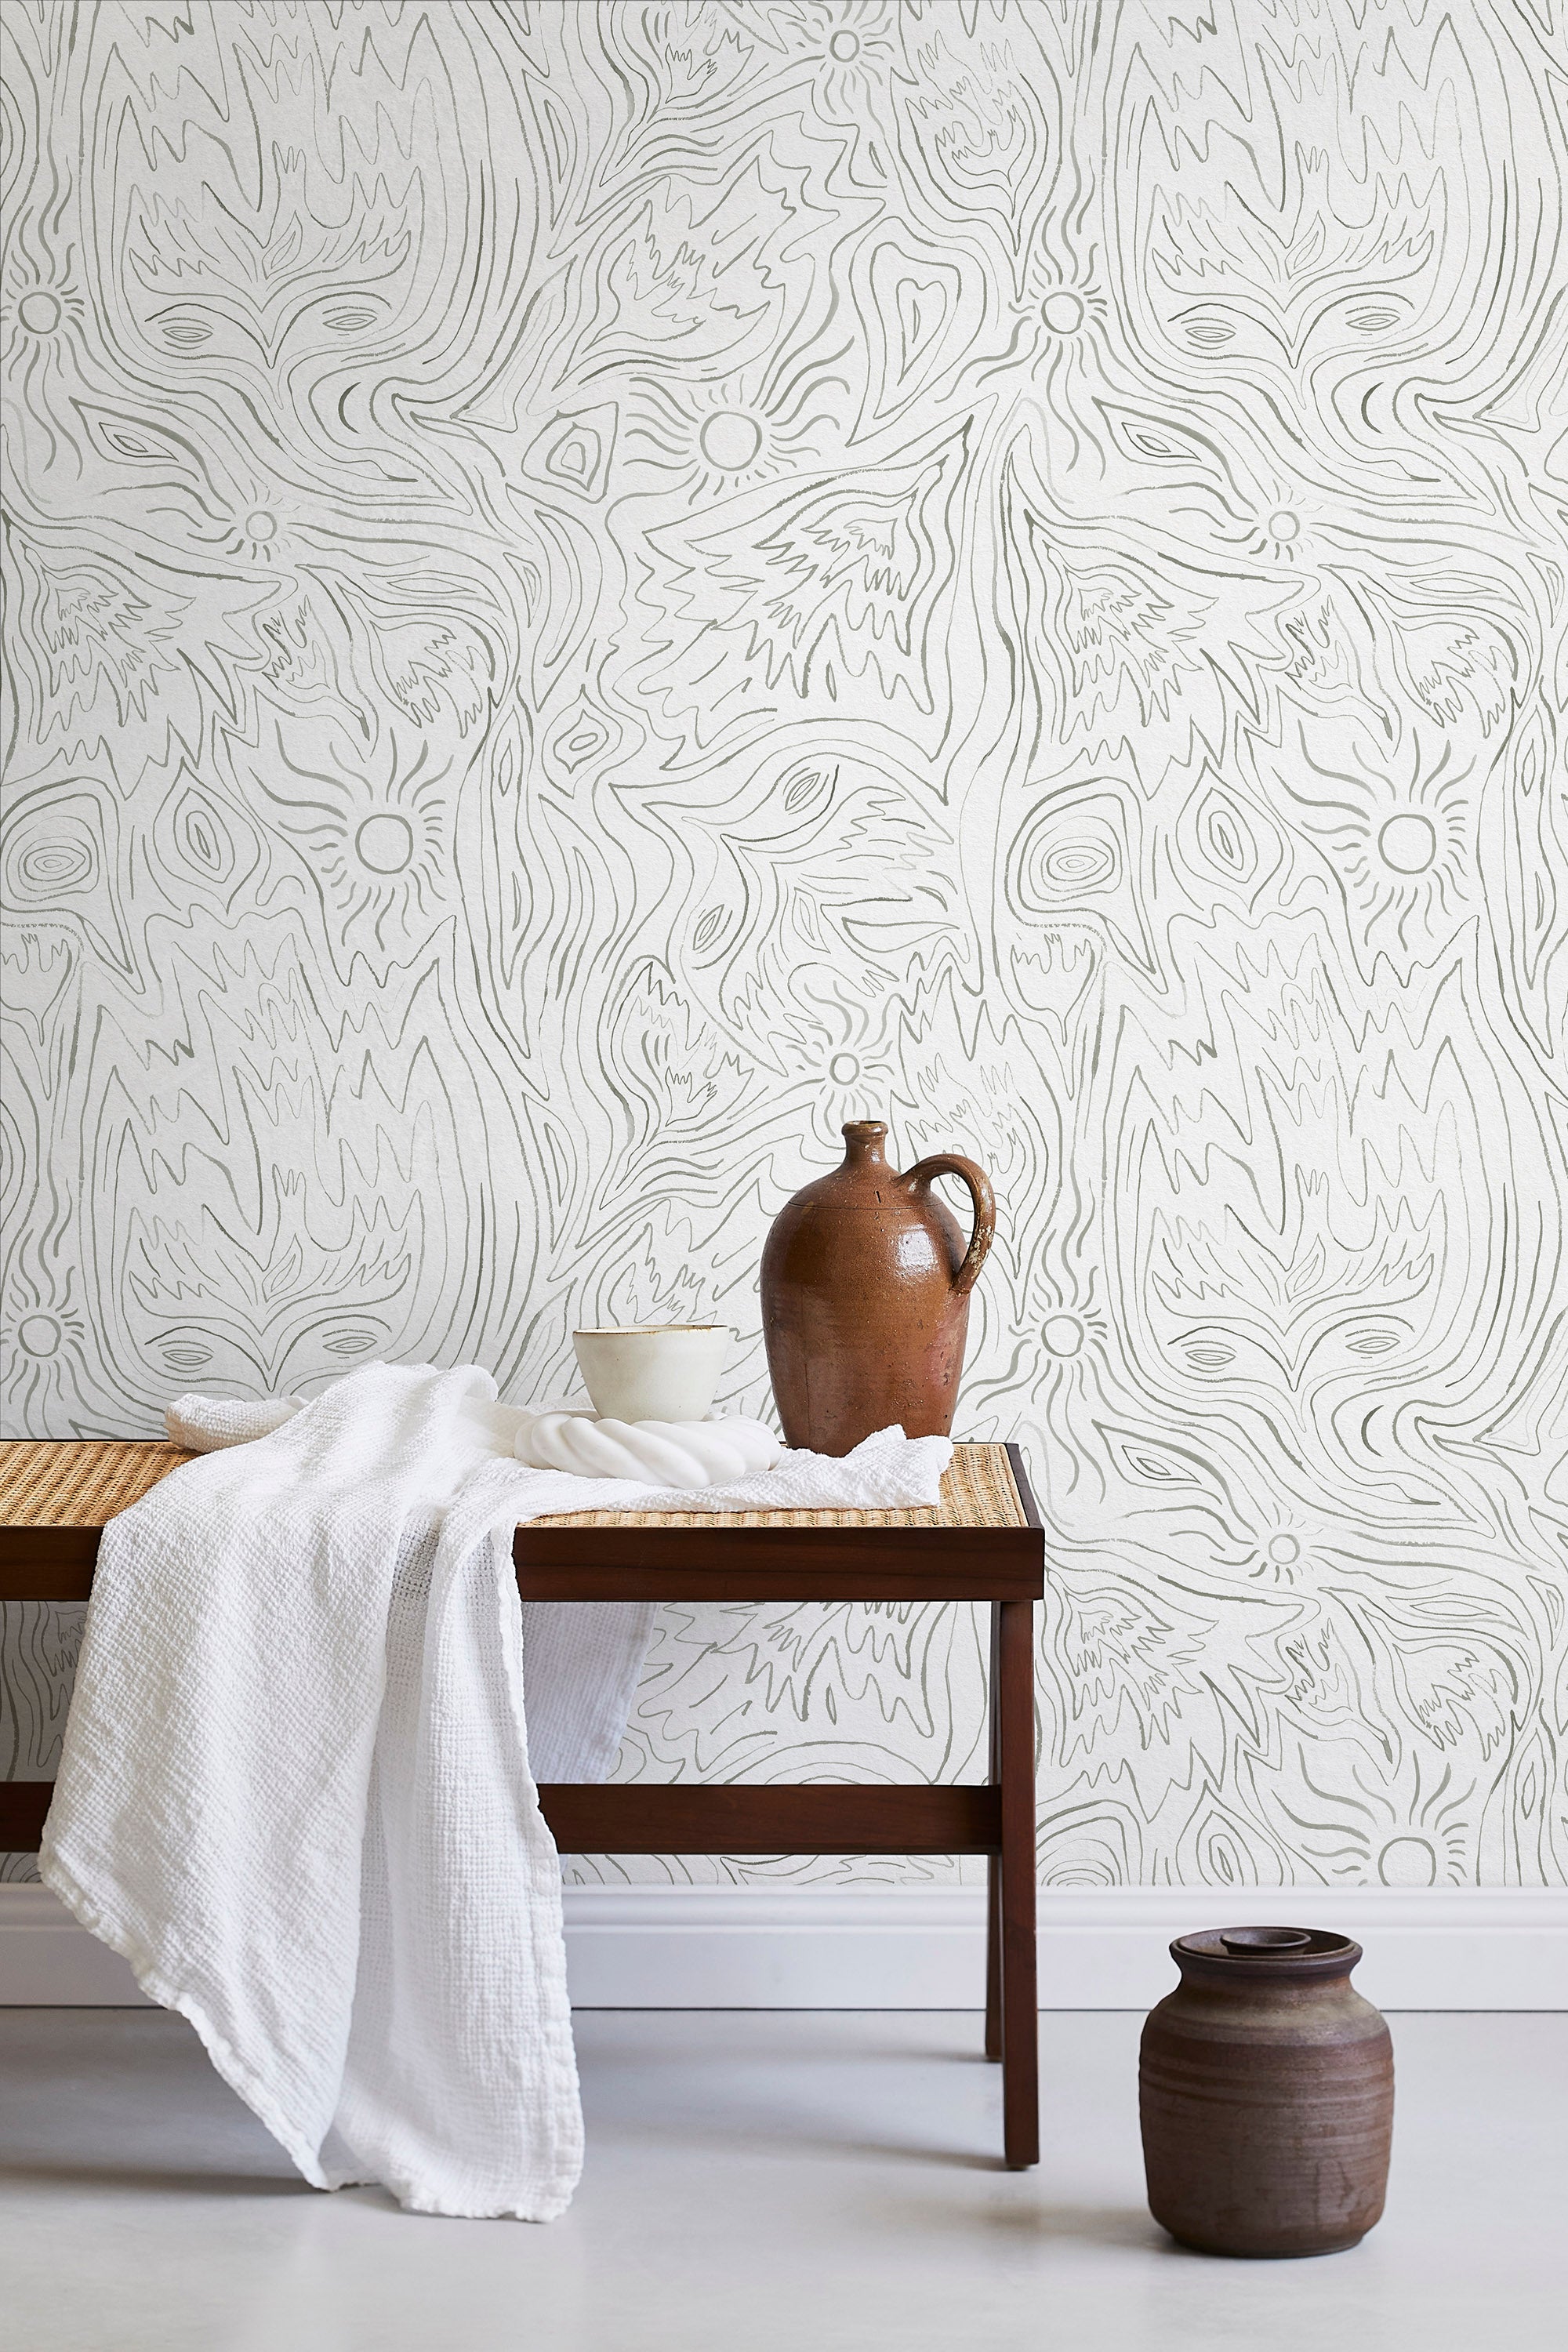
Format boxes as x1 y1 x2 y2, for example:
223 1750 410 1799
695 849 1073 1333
41 1362 953 2218
165 1389 307 1448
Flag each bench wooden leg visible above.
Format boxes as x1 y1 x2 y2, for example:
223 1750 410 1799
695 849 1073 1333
985 1599 1003 2060
985 1854 1002 2060
995 1595 1038 2168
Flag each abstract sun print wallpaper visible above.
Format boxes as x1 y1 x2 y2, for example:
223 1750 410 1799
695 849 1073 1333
2 0 1566 1894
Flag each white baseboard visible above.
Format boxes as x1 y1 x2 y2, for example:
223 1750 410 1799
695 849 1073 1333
2 1882 1564 2009
0 1883 154 2005
560 1885 1568 2010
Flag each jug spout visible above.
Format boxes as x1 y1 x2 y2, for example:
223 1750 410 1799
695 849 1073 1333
840 1120 889 1166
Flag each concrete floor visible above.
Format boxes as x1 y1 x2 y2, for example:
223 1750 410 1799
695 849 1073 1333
0 2009 1563 2352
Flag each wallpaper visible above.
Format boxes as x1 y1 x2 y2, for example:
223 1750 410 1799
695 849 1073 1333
3 0 1566 1895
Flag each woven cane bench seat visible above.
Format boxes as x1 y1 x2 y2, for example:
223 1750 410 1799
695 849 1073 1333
0 1432 1044 2167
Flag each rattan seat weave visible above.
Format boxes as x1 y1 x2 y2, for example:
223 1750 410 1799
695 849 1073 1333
0 1441 194 1526
0 1436 1024 1532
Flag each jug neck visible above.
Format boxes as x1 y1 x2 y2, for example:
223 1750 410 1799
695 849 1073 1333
840 1120 890 1171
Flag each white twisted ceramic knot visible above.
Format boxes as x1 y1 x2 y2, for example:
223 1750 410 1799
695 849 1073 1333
514 1411 782 1488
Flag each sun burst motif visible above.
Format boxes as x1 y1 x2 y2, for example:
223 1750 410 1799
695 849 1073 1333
967 1270 1115 1501
1243 495 1312 564
1372 1767 1476 1886
1243 1526 1315 1584
1037 1294 1113 1381
1283 728 1474 956
2 266 88 354
982 271 1113 392
794 2 901 121
0 1270 91 1429
2 263 90 454
623 362 839 506
205 485 302 568
252 729 450 954
814 1038 901 1138
1034 284 1107 343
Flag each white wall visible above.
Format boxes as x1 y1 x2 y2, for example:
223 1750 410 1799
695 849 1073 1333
3 2 1565 1897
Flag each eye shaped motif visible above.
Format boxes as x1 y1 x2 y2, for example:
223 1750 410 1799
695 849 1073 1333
1182 1341 1236 1372
157 313 213 348
1126 424 1198 460
100 420 181 459
1181 314 1236 348
1345 303 1403 333
1345 1328 1402 1356
323 1328 379 1356
321 303 383 333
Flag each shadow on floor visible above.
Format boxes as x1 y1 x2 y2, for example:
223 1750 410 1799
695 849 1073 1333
0 2158 307 2199
862 2188 1166 2252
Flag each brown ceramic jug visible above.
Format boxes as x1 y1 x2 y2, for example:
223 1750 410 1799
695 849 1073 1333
1139 1926 1394 2259
760 1120 995 1455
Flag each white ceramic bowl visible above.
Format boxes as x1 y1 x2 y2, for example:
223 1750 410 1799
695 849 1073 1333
572 1325 732 1425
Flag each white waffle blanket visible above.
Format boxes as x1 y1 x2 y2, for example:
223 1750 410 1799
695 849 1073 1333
42 1362 952 2218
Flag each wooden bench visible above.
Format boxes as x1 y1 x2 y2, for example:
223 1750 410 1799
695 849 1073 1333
0 1436 1044 2168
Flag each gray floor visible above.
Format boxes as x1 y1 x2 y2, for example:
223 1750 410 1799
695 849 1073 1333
0 2009 1563 2352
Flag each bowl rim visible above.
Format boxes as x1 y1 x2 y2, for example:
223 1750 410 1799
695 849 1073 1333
572 1324 731 1338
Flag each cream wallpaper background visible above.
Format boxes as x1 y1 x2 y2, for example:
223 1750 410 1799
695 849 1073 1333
2 0 1566 1892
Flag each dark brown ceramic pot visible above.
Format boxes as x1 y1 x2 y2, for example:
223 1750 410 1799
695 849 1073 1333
1139 1926 1394 2259
760 1121 995 1456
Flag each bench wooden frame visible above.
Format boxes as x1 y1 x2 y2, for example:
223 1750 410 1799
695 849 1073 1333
0 1439 1044 2169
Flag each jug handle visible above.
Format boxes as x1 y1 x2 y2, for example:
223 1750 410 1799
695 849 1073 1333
902 1154 996 1300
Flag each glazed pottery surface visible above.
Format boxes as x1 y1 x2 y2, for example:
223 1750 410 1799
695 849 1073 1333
760 1121 995 1455
1139 1926 1395 2259
572 1326 731 1425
